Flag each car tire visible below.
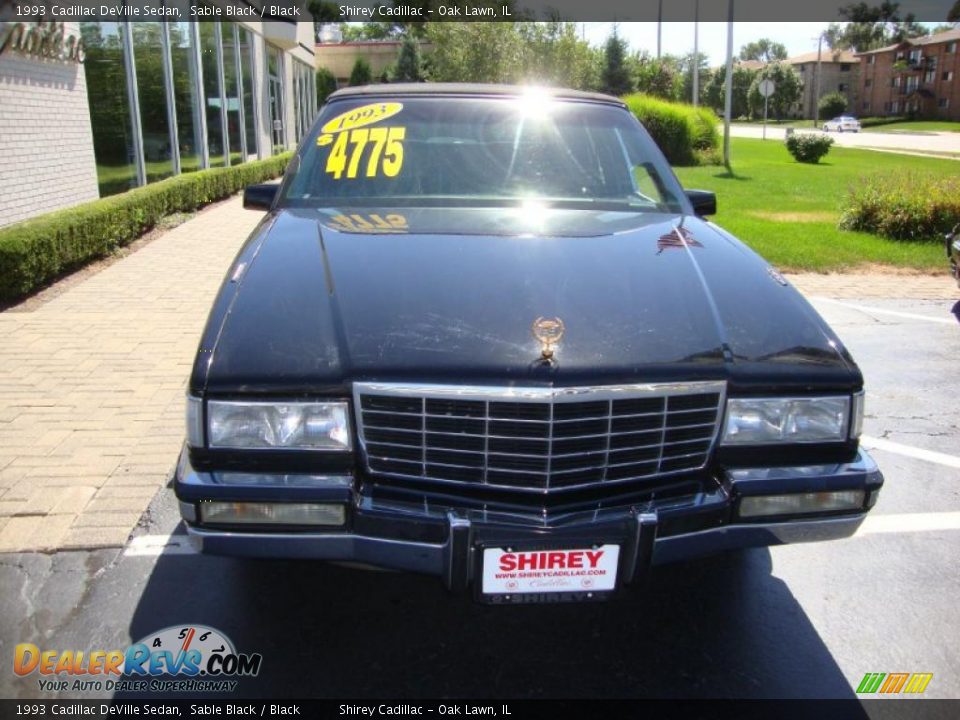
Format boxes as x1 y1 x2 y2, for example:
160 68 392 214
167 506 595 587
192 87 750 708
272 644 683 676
822 125 829 132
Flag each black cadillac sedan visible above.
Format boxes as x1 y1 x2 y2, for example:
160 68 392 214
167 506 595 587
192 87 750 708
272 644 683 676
175 84 883 603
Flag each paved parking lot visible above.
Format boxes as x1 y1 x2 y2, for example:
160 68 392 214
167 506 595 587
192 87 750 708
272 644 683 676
730 124 960 157
0 196 958 700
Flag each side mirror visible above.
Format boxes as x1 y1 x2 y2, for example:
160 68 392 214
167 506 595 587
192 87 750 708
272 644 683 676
685 189 717 217
243 183 279 211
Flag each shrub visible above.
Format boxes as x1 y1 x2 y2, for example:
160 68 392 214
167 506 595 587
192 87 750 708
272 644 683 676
0 154 292 301
785 133 833 163
818 92 848 120
349 58 373 86
858 116 907 128
839 172 960 241
622 94 720 166
316 67 337 105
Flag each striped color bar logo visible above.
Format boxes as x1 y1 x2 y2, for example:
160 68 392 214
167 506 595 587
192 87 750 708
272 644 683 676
856 672 933 694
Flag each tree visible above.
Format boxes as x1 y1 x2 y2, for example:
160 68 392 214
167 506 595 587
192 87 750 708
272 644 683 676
316 67 337 105
517 22 601 90
748 62 802 119
739 38 788 63
633 53 681 100
424 23 527 83
601 32 634 96
705 64 756 119
339 23 397 41
679 51 712 105
818 91 848 119
827 2 929 51
349 57 373 86
393 36 424 82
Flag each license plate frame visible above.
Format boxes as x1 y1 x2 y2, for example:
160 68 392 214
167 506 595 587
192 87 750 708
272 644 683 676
477 542 622 604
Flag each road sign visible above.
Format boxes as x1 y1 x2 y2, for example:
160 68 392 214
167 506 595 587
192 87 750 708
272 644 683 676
759 79 775 98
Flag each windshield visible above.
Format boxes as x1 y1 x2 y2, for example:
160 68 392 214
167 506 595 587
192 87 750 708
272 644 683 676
280 95 686 213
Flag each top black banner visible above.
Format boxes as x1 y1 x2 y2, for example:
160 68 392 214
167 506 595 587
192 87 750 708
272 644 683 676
0 0 956 24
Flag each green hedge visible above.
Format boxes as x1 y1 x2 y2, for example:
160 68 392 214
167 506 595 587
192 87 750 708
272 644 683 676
839 172 960 241
858 116 908 128
622 94 720 166
0 153 292 302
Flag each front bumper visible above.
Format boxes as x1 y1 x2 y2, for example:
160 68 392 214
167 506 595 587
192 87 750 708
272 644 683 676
174 450 883 595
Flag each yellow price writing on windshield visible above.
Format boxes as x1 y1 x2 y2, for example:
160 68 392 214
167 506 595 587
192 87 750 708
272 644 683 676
320 102 403 134
324 127 405 180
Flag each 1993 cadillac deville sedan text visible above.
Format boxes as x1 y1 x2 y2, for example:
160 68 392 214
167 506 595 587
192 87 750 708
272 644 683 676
173 84 883 604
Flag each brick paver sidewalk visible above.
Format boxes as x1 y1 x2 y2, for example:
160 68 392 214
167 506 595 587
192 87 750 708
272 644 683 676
0 196 956 553
789 273 957 299
0 196 262 552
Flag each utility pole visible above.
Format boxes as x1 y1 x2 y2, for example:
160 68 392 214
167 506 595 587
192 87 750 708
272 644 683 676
723 0 734 170
657 0 662 59
814 33 824 127
693 0 700 106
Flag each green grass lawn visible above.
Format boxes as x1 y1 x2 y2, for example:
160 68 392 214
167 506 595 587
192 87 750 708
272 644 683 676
673 138 955 273
861 121 960 133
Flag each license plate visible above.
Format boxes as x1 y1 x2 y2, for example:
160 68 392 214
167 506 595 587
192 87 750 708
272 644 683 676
481 545 620 596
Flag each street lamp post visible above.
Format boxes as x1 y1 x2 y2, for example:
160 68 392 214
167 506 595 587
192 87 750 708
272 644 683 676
723 0 734 169
693 0 699 106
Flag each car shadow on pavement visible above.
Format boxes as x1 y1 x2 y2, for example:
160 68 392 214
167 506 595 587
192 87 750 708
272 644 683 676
120 540 868 704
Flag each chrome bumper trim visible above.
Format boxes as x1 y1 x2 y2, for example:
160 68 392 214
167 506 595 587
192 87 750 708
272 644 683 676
184 512 867 581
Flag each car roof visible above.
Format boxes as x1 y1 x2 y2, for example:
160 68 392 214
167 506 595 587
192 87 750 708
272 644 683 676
327 83 626 107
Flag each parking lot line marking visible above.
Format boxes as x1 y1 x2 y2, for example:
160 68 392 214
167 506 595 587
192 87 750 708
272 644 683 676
860 435 960 470
124 534 197 557
811 298 956 325
858 512 960 535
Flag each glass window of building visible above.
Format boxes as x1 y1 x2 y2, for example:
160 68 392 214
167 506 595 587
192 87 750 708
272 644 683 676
238 28 258 159
80 22 137 196
267 44 285 154
131 23 174 183
221 22 244 164
199 22 226 167
168 22 203 174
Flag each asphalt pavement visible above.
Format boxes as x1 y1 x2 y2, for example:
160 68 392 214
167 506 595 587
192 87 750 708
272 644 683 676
1 295 958 701
729 124 960 156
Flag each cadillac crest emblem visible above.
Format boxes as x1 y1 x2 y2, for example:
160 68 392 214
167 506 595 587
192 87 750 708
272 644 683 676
532 317 565 360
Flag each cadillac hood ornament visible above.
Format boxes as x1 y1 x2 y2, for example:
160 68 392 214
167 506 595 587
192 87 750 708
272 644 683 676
532 317 565 360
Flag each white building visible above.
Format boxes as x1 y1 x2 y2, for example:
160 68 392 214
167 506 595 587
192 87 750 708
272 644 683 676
0 14 318 228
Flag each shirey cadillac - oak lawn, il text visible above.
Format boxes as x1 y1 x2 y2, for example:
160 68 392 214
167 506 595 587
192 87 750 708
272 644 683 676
174 85 883 603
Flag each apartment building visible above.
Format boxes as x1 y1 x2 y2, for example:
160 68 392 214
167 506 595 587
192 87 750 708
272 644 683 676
788 50 859 119
856 28 960 120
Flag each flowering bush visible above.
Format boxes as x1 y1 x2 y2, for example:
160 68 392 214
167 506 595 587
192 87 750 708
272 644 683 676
785 133 834 163
839 173 960 241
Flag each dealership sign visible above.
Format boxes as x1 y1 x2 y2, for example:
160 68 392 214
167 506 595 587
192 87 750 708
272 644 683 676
0 21 86 63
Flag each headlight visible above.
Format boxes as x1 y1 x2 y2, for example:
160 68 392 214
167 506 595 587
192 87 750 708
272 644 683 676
207 400 351 451
722 396 850 445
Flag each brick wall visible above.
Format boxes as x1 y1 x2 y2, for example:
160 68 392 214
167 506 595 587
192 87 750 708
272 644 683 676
0 22 99 229
858 38 960 121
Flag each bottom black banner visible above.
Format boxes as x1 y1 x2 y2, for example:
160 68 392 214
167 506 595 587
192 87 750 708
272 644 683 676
0 700 956 720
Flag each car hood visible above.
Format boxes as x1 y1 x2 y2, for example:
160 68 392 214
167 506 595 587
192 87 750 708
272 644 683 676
195 206 859 395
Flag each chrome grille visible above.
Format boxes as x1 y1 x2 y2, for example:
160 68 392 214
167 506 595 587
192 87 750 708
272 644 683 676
354 382 726 494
